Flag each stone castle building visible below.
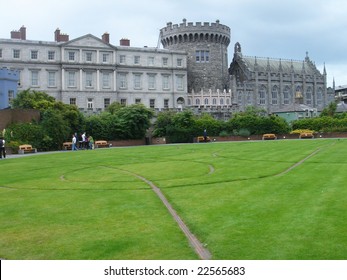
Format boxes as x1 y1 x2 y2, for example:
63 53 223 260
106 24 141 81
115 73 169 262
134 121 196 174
0 22 332 117
229 42 332 116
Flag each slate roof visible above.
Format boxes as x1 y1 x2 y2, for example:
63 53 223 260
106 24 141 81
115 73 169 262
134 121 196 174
239 55 322 76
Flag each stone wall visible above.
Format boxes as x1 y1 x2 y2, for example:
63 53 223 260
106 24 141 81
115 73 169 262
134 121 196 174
0 109 40 131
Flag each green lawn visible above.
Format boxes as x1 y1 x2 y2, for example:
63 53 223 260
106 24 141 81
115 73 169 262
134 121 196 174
0 139 346 259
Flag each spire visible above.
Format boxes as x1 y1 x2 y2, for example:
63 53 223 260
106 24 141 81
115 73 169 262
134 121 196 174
323 62 327 75
279 58 283 72
333 77 335 90
266 57 271 71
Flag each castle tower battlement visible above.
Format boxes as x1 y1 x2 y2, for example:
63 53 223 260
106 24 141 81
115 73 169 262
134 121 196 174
160 19 230 47
160 19 231 92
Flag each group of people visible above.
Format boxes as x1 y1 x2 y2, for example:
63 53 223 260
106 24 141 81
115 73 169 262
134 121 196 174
72 132 94 151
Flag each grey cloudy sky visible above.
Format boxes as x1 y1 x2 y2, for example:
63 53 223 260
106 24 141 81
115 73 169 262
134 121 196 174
1 0 346 86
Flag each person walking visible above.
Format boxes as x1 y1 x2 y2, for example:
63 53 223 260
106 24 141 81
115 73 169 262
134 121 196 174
0 137 6 159
72 134 78 151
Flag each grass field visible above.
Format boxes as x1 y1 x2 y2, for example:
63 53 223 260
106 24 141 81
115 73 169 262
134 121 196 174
0 139 346 260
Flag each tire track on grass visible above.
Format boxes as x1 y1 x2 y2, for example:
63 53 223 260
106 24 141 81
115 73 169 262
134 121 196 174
124 170 212 260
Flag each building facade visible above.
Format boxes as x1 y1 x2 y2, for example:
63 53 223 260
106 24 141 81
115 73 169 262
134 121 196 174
0 27 188 113
0 23 334 117
229 42 332 115
0 67 19 109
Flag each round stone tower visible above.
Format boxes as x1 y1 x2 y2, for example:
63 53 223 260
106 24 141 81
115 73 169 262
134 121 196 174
160 19 231 92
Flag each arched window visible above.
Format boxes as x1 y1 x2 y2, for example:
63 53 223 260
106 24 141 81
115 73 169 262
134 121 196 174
283 86 290 105
317 88 323 105
259 85 266 105
306 87 312 105
271 86 278 105
195 98 200 105
204 98 209 105
188 98 191 106
220 98 224 105
213 98 217 105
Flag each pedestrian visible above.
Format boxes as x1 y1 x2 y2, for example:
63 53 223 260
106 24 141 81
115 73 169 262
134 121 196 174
81 132 86 149
0 137 6 159
72 134 78 151
88 135 94 150
203 129 207 142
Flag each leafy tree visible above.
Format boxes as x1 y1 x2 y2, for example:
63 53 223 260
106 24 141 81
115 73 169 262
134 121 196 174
115 104 154 139
320 102 337 118
105 102 123 115
11 89 56 111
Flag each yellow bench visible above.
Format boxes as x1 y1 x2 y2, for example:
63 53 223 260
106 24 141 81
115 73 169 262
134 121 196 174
197 136 211 142
18 144 37 154
262 134 277 140
95 140 110 148
299 132 314 139
63 142 72 150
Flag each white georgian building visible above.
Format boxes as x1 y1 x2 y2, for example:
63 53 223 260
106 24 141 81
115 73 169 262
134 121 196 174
0 27 188 113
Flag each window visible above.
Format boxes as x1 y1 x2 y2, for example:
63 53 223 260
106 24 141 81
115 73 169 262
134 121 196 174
119 55 126 64
271 86 278 105
8 90 14 104
13 49 20 59
162 75 169 90
162 57 168 66
102 53 109 63
31 70 39 86
104 98 110 108
306 87 312 105
87 98 94 109
220 98 224 105
283 86 290 105
259 86 266 105
48 72 56 87
164 99 169 109
134 56 140 64
31 50 38 60
195 50 209 63
68 51 75 61
68 72 76 87
148 74 156 89
176 75 184 90
204 98 209 105
134 74 142 89
86 72 93 87
135 98 141 104
0 49 2 58
195 98 200 105
213 98 217 105
148 56 154 66
120 99 127 106
48 51 55 60
317 88 323 105
70 98 76 105
86 52 92 62
119 73 127 89
102 72 110 88
177 58 182 67
149 99 155 108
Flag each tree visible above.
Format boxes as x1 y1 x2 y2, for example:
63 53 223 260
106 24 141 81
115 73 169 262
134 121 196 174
11 89 56 111
320 102 337 117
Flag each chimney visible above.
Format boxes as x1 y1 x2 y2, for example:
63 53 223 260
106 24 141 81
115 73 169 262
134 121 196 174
120 38 130 46
11 26 26 40
54 28 69 42
102 32 110 44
